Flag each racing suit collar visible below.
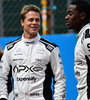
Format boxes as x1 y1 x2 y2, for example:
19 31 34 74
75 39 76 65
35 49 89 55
77 23 90 39
22 33 41 44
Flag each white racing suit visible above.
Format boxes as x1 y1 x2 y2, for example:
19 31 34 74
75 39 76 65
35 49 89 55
0 34 66 100
74 23 90 100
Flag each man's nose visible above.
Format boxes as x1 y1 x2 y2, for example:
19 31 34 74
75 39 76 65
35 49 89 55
65 15 68 20
33 20 37 23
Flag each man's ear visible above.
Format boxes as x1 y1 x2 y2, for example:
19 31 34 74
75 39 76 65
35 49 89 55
80 12 86 20
20 19 24 27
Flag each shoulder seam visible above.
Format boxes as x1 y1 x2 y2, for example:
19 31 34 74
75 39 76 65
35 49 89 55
7 37 21 50
40 38 57 47
6 37 21 45
39 38 57 52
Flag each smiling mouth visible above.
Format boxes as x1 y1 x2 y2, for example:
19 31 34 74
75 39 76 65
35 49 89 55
66 20 69 24
30 26 36 29
66 22 69 26
31 26 38 29
66 20 71 25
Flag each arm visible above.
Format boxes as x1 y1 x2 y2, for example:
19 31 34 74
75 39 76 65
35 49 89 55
0 47 3 60
50 47 66 100
0 47 11 100
82 28 90 99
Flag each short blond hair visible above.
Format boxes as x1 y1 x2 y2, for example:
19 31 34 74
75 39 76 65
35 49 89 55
20 5 41 21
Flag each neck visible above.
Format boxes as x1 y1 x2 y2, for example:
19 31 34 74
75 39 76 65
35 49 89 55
24 33 38 39
76 22 88 33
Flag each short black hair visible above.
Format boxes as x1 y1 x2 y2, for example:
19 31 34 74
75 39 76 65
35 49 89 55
71 0 90 19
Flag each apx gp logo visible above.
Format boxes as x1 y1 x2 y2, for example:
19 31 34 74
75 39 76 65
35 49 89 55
13 65 43 73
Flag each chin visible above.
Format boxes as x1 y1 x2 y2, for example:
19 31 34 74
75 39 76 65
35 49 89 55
30 31 36 34
67 26 72 29
30 32 37 36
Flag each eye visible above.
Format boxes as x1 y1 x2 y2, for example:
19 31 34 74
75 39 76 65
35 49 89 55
35 18 40 22
28 18 40 22
29 18 34 22
68 11 73 16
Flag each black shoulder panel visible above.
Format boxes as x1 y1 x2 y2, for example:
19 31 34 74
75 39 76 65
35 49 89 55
85 29 90 39
39 38 58 52
6 37 21 50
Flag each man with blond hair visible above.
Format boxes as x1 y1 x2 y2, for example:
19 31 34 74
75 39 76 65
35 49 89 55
0 5 66 100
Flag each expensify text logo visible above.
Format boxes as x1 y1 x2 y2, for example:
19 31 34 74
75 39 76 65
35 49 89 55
17 76 37 82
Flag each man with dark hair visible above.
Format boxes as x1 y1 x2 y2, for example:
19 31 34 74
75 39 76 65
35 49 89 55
0 5 66 100
65 0 90 100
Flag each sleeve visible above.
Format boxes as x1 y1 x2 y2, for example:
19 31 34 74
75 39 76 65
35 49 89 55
50 47 66 100
0 46 11 100
82 28 90 59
